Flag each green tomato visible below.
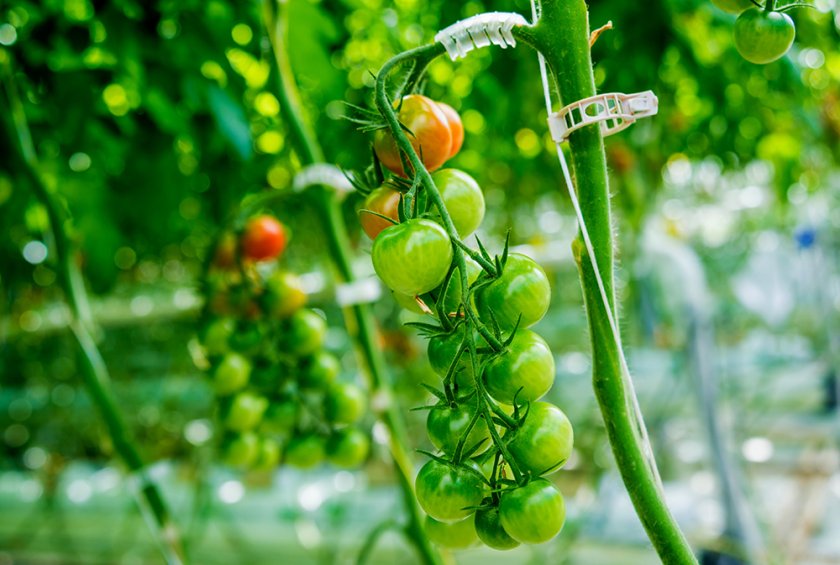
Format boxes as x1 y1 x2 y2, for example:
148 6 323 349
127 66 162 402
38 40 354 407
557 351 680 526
221 432 260 468
372 219 453 296
202 317 235 356
475 253 551 331
223 391 269 432
499 479 565 544
474 503 520 550
299 351 341 389
415 460 486 522
710 0 754 13
425 515 479 549
484 330 555 405
506 402 573 477
426 399 491 457
431 169 485 238
326 428 370 468
264 270 307 319
324 382 366 425
228 322 262 355
284 434 325 469
262 400 298 436
213 353 252 396
287 309 327 357
427 330 475 392
252 437 282 471
734 9 795 65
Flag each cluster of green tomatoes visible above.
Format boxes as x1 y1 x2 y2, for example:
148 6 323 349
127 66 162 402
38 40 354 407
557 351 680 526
361 95 574 549
199 214 370 472
712 0 797 64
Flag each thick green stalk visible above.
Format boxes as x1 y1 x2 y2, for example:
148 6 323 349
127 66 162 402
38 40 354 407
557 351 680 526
1 62 185 565
517 1 697 562
263 3 440 564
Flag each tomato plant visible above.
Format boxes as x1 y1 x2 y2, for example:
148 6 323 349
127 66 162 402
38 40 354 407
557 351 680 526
373 94 453 177
499 479 566 544
371 219 453 296
733 8 795 64
241 215 288 262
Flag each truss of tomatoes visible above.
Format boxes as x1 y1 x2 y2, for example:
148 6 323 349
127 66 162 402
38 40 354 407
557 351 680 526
360 96 575 550
199 214 370 472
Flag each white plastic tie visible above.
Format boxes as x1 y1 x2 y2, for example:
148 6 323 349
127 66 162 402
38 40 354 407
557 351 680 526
435 12 529 61
547 91 658 143
292 164 353 195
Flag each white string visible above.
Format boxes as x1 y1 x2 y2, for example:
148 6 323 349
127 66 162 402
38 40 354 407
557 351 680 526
529 0 663 489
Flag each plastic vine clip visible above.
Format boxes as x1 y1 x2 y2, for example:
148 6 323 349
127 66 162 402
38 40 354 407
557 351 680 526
434 12 530 61
292 164 354 195
547 91 659 143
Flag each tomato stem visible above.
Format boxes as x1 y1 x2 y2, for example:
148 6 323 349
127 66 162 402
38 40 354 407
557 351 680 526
0 57 187 565
263 3 441 564
512 1 697 562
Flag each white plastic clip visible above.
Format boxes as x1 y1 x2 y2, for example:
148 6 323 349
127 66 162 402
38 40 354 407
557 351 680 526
292 164 354 195
434 12 529 61
547 91 659 143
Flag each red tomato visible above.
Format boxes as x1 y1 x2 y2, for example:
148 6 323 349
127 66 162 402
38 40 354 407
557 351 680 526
360 183 402 240
241 215 287 262
373 95 453 177
436 102 464 159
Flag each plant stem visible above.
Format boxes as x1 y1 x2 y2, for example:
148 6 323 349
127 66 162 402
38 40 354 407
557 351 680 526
263 3 440 564
1 59 185 565
515 1 697 562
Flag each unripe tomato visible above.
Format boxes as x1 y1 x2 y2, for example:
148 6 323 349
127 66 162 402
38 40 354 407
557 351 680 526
299 351 341 389
372 219 453 296
734 9 795 64
262 400 298 436
222 432 260 468
360 183 402 240
213 231 238 269
213 353 252 395
474 503 520 550
415 459 485 522
284 434 325 469
264 271 307 319
373 95 453 177
202 317 235 357
710 0 754 13
393 256 480 315
427 398 491 457
499 479 565 544
287 309 327 357
431 169 485 238
241 215 287 261
427 330 475 392
484 330 555 405
425 515 479 549
223 391 269 432
326 428 370 468
228 322 262 355
436 102 464 159
252 437 281 471
506 402 573 476
324 382 366 425
475 253 551 331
